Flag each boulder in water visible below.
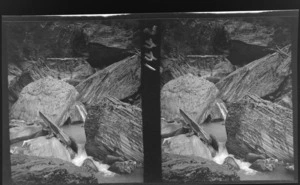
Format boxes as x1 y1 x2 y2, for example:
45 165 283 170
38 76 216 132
11 154 97 185
162 135 213 160
21 136 73 162
245 153 266 163
250 158 278 172
161 73 219 124
223 156 240 171
85 96 143 163
108 160 137 174
285 163 294 173
10 77 83 127
82 158 99 173
103 155 124 165
162 153 240 182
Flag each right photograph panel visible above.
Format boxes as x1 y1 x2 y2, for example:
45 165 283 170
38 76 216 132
160 12 296 182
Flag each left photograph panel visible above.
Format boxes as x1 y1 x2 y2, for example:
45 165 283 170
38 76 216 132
4 17 143 184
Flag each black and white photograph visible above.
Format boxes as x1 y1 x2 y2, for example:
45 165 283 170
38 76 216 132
160 12 297 182
4 17 144 184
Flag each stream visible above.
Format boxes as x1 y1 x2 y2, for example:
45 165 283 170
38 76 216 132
62 123 143 183
201 121 294 181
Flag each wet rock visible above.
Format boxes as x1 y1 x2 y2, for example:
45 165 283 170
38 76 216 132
162 153 240 182
250 158 278 172
285 163 294 173
82 158 98 173
162 135 212 160
161 73 219 124
85 96 143 163
245 153 266 163
108 160 137 174
203 98 228 122
161 118 185 138
103 155 124 165
76 55 141 106
216 46 291 103
225 94 293 162
223 156 240 171
21 136 73 162
11 154 97 185
10 77 83 127
275 91 293 109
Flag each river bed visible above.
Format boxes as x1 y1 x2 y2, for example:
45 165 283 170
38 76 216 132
201 121 295 181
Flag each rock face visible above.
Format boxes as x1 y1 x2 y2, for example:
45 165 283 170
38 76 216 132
85 96 143 163
162 135 212 160
108 160 137 174
76 55 141 106
225 94 293 162
162 153 240 182
245 153 266 163
18 136 73 162
82 158 99 173
11 154 97 185
216 48 291 103
161 74 219 124
10 77 85 127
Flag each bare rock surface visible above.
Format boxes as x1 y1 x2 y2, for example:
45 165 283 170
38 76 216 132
162 153 240 182
225 94 293 162
162 135 213 160
14 136 73 162
216 48 291 103
10 154 97 185
76 55 141 105
108 160 137 174
10 77 84 127
85 96 143 164
161 74 219 124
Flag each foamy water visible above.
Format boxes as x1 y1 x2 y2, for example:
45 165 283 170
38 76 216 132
72 144 116 177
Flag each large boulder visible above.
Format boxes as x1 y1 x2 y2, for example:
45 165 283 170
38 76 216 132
10 154 97 185
10 77 86 127
85 96 143 164
162 135 213 160
108 160 137 174
225 94 293 162
8 58 94 106
76 55 141 106
161 74 219 124
162 153 240 182
216 47 291 103
249 158 278 172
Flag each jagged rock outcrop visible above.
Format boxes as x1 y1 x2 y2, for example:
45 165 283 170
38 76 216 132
216 47 291 103
10 77 86 127
162 135 213 160
162 153 240 182
225 94 293 162
161 74 219 124
85 96 143 164
10 154 97 185
76 55 141 105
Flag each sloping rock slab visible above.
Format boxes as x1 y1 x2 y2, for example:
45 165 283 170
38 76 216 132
225 94 293 162
10 77 84 127
11 154 97 185
162 153 240 182
76 55 141 105
85 96 143 163
161 73 219 124
162 135 212 160
216 48 291 103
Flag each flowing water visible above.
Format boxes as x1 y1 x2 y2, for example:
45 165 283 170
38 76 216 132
201 121 295 181
62 123 143 183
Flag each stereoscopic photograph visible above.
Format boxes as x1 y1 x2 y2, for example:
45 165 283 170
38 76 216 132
160 13 296 182
4 18 144 184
